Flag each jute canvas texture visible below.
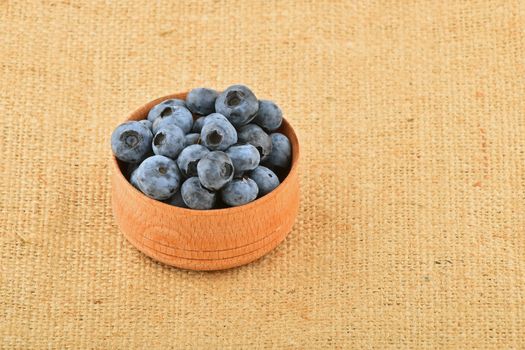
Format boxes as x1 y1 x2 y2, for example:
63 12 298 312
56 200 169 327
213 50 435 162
1 0 524 348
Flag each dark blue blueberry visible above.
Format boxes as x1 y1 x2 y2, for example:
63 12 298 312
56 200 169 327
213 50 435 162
253 100 282 132
177 144 210 178
135 155 181 200
264 133 291 169
111 121 153 163
152 125 185 159
226 144 260 176
184 133 201 146
165 190 188 208
126 162 139 177
147 99 186 123
181 177 217 210
249 166 280 196
215 85 259 127
186 87 218 116
201 114 237 151
152 105 193 134
192 116 207 133
220 178 258 207
197 151 234 191
237 124 272 161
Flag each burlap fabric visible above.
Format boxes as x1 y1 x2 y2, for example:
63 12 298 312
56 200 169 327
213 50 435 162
1 1 524 348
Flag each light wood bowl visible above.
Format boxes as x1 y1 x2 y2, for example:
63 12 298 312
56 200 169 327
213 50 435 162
112 92 300 271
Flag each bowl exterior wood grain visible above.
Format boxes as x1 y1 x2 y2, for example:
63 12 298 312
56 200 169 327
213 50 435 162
112 92 300 271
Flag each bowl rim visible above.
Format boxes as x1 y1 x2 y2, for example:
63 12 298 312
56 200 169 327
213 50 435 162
112 92 300 217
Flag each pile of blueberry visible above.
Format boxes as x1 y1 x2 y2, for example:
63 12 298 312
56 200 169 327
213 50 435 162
111 85 292 210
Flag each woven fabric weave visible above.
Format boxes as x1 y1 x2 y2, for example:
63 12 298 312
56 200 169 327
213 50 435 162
1 0 524 348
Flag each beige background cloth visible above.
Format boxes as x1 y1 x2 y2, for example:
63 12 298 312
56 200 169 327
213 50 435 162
1 0 524 348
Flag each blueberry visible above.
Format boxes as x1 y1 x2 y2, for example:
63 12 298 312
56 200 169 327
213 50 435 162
152 125 185 159
126 162 139 177
249 166 280 196
253 100 282 132
186 87 218 116
111 121 153 163
129 169 140 189
135 155 181 200
215 84 259 127
147 99 186 123
184 133 201 146
264 133 291 169
139 119 153 131
192 116 207 133
152 105 193 134
181 177 217 210
166 190 188 208
177 144 210 178
201 114 237 151
197 151 234 191
237 124 272 161
221 178 258 207
203 112 229 125
226 144 260 176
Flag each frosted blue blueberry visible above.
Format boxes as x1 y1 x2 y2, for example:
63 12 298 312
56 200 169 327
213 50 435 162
249 166 280 196
186 87 218 116
237 124 272 161
192 116 207 133
177 144 210 178
111 121 153 163
197 151 234 191
226 144 260 177
203 112 229 125
220 178 258 207
264 133 291 169
152 125 185 159
139 119 153 131
253 100 282 132
201 114 237 151
147 99 186 123
166 190 188 208
135 155 181 200
129 169 140 189
152 105 193 134
184 133 200 146
215 85 259 127
181 177 217 210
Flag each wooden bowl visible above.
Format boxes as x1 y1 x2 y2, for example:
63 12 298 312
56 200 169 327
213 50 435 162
112 92 300 271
